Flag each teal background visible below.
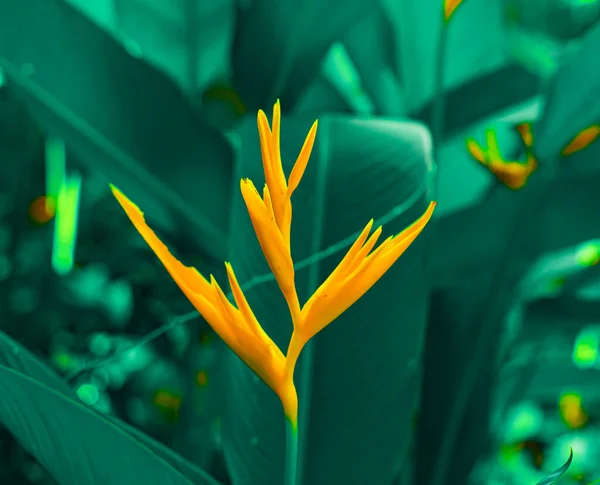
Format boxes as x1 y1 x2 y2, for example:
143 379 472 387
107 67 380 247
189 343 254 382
0 0 599 484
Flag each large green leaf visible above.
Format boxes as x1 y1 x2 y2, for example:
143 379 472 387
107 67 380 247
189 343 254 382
432 22 600 288
534 22 600 161
414 64 541 140
381 0 507 113
338 6 405 116
416 276 497 485
432 170 600 289
231 0 371 111
222 115 434 484
0 0 233 261
68 0 236 95
0 331 221 485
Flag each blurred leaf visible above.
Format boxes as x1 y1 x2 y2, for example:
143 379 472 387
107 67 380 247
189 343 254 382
0 365 197 485
231 0 371 111
416 275 497 485
0 0 233 261
432 170 600 288
433 22 600 287
415 64 541 140
381 0 507 113
294 73 354 115
534 23 600 162
222 115 434 485
336 6 405 116
106 0 235 95
0 331 221 485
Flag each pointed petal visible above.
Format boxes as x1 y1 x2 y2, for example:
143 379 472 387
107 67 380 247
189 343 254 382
515 122 534 148
562 124 600 156
331 218 376 277
225 262 265 339
301 218 376 317
110 185 240 344
257 110 276 191
485 129 502 161
229 324 286 395
444 0 464 21
240 179 296 298
466 138 487 164
301 202 435 338
352 225 383 266
209 274 241 327
287 120 318 197
271 100 287 193
111 186 212 293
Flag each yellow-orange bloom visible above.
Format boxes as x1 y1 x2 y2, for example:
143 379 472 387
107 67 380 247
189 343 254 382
466 128 537 190
241 101 318 320
300 203 435 341
111 101 435 431
110 186 291 412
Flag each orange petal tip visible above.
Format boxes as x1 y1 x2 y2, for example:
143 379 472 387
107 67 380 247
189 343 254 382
444 0 464 21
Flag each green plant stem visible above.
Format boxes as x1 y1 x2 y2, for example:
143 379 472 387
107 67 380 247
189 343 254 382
284 418 299 485
432 22 449 149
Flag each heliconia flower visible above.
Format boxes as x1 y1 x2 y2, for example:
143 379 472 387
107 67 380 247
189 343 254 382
466 128 537 190
109 186 293 415
111 101 435 431
281 201 436 382
240 100 318 320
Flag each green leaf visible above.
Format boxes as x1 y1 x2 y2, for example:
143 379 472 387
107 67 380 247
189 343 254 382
0 331 221 485
534 23 600 161
432 23 600 288
381 0 507 113
414 64 541 140
68 0 236 95
222 115 434 484
334 6 404 116
231 0 371 110
432 170 600 289
0 0 233 261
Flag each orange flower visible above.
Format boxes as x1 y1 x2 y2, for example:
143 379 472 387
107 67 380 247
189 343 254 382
110 186 288 409
240 101 318 321
466 128 537 190
111 101 435 431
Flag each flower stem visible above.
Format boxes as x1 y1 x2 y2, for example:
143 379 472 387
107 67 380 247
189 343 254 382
284 417 299 485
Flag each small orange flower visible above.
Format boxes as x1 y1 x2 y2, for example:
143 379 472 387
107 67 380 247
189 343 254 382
111 101 435 431
466 128 537 190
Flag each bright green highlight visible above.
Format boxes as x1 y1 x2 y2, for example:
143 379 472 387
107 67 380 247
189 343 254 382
76 383 100 405
45 136 66 210
284 417 299 485
573 331 599 368
322 42 374 115
512 406 541 433
52 174 82 275
576 241 600 267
